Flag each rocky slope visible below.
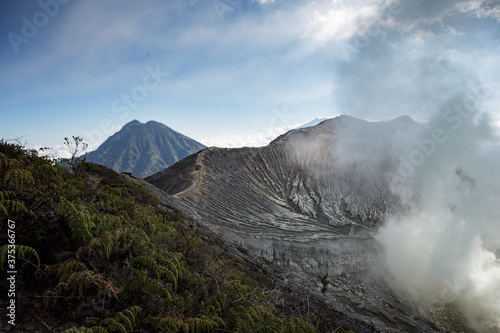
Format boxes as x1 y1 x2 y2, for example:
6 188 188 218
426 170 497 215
147 115 470 332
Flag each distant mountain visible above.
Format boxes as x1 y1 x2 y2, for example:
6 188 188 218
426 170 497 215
86 120 206 178
297 118 329 129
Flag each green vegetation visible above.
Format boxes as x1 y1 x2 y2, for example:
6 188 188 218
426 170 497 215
0 140 353 332
0 140 316 332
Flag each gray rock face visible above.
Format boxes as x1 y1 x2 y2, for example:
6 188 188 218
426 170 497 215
147 116 466 332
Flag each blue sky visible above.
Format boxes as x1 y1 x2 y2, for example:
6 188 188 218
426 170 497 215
1 0 500 157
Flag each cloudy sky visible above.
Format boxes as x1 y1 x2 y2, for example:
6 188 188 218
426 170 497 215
1 0 499 156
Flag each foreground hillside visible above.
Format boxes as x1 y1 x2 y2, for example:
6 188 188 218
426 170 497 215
0 140 354 332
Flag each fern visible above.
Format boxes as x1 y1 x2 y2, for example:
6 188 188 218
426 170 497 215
228 303 278 332
122 306 141 327
0 191 24 216
158 252 182 279
214 291 227 307
4 168 34 188
100 306 141 333
0 245 40 270
139 272 172 301
65 270 94 296
134 252 181 291
63 327 97 333
39 163 58 177
157 266 178 291
113 227 150 254
114 312 132 333
108 187 128 198
0 151 7 165
64 326 110 333
65 306 141 333
202 292 226 317
93 214 122 235
148 221 173 242
100 318 127 333
286 317 317 333
150 316 182 332
183 316 220 333
88 233 115 259
47 260 120 297
0 193 27 215
253 326 275 333
49 260 88 282
90 328 109 333
9 200 28 214
0 154 18 169
58 197 95 242
0 191 10 201
58 196 78 214
133 255 157 272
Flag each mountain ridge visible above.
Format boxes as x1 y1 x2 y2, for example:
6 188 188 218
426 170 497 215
297 118 329 129
147 115 462 333
86 120 206 178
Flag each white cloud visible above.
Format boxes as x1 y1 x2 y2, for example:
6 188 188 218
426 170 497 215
298 0 499 48
456 1 500 21
253 0 275 4
34 144 71 159
302 1 382 45
200 123 300 148
35 142 99 160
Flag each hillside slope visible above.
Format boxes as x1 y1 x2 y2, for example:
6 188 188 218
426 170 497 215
0 140 347 333
86 120 206 178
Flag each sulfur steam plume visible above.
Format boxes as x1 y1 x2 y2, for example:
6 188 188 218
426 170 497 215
327 0 500 330
376 105 500 331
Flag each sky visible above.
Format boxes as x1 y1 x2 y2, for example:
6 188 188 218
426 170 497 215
1 0 500 157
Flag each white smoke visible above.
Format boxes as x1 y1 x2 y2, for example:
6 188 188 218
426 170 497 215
323 0 500 330
376 106 500 331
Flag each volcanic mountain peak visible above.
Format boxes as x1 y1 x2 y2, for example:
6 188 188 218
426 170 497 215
297 117 329 129
86 120 206 178
147 115 446 332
